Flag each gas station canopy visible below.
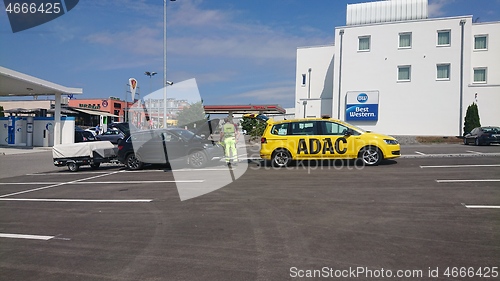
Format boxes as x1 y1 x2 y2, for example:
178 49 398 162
0 66 82 97
203 104 286 115
0 66 83 146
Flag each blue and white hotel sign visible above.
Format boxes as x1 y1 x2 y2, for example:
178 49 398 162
345 91 379 121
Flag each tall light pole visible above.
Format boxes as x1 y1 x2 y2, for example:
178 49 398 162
164 0 176 128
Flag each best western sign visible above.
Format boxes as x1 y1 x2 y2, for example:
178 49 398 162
345 91 379 121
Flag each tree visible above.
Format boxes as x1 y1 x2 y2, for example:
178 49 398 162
176 101 207 128
240 116 257 133
0 105 4 117
240 116 266 139
463 102 481 135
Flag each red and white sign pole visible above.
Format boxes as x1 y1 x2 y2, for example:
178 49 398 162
129 78 137 102
126 78 138 123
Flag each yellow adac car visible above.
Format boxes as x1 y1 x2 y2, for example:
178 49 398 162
245 114 400 167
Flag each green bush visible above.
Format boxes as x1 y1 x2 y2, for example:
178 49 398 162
463 102 481 135
240 116 266 139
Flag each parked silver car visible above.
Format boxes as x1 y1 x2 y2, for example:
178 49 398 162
96 128 126 144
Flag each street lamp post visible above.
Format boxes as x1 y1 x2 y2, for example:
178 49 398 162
163 0 176 128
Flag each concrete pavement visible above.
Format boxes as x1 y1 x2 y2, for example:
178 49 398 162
0 145 52 155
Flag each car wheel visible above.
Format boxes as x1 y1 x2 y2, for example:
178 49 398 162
463 138 469 145
67 162 79 172
125 153 143 170
271 149 292 167
474 138 480 146
359 146 382 166
188 150 208 169
90 162 100 169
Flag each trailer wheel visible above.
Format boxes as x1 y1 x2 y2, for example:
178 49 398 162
68 162 80 172
90 163 101 169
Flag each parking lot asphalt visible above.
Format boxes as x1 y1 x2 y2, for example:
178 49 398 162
0 144 499 280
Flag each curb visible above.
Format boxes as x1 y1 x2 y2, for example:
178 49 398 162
246 153 500 162
400 153 500 158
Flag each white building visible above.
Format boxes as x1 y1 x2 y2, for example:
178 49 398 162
296 0 499 136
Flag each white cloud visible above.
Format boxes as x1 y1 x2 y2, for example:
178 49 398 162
77 0 326 104
428 0 455 17
85 26 162 56
169 0 232 28
83 0 328 62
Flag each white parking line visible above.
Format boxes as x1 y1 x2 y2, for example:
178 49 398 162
175 168 230 172
0 182 61 185
0 171 123 198
466 150 483 154
0 199 152 203
414 151 426 155
123 168 228 172
0 233 54 240
76 180 204 184
421 164 500 168
26 171 111 176
436 179 500 183
0 180 203 186
464 205 500 209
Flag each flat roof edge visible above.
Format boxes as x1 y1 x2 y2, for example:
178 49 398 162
0 66 83 95
297 44 335 50
337 15 474 29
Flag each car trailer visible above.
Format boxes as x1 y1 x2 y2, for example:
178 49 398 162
53 141 119 172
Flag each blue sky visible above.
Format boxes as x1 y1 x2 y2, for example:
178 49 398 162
1 0 499 108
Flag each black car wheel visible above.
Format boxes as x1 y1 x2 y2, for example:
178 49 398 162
271 149 292 167
474 138 480 146
90 163 100 169
188 150 208 169
67 162 80 172
463 138 469 145
125 153 143 170
359 146 382 166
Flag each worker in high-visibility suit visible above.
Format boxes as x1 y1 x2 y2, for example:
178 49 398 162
220 117 239 166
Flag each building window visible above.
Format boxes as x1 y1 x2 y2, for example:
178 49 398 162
436 64 450 80
358 36 370 51
437 30 450 46
474 35 488 50
399 32 412 48
301 74 306 86
473 68 487 83
397 65 411 81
